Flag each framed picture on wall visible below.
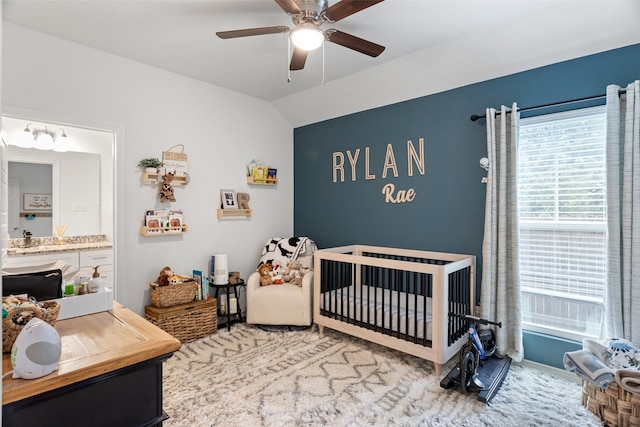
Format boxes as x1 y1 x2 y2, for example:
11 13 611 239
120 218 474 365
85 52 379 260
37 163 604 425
220 189 238 209
23 193 52 212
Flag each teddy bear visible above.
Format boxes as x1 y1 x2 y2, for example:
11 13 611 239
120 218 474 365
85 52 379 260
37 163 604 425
228 271 242 285
157 266 173 286
159 171 176 203
258 263 273 286
283 259 308 287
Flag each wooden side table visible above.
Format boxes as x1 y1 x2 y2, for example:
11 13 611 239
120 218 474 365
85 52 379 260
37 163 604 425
209 280 244 331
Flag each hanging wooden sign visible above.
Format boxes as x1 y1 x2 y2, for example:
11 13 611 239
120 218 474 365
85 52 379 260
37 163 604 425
162 144 188 177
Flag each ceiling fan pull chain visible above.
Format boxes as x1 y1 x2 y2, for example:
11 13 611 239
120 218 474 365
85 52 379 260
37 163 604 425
322 42 325 85
287 37 292 83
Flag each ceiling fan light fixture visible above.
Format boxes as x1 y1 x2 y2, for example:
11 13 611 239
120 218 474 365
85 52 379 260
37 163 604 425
290 25 324 51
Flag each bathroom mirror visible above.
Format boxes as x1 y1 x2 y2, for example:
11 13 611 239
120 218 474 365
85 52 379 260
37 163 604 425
8 153 101 238
3 115 115 241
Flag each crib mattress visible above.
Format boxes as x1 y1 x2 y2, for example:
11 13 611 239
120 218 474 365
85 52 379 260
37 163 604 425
319 284 433 341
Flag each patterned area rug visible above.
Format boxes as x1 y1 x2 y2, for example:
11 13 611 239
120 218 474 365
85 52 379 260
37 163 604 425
162 324 600 426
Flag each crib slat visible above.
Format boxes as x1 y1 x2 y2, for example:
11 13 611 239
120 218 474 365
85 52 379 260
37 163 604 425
381 264 385 332
423 273 428 347
347 263 351 323
403 269 409 341
411 273 420 343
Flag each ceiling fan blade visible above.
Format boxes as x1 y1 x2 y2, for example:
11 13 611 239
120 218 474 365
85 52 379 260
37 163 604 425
324 0 385 22
275 0 302 15
216 26 289 39
290 47 308 71
326 29 385 57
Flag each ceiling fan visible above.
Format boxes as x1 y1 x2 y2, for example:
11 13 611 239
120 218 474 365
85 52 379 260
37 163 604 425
216 0 386 71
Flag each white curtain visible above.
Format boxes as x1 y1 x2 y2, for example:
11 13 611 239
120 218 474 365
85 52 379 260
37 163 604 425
605 80 640 342
480 104 523 362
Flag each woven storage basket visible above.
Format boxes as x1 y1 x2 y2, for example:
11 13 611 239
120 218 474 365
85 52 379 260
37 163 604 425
2 299 60 353
149 281 197 308
583 380 640 427
145 299 217 343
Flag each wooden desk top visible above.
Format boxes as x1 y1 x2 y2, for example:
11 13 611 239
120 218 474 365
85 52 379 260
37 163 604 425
2 302 181 404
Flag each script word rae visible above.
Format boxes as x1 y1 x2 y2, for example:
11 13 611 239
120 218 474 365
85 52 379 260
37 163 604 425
382 183 415 203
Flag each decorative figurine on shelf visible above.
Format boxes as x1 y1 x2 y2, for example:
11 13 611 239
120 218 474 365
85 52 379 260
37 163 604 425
237 192 250 209
159 171 176 203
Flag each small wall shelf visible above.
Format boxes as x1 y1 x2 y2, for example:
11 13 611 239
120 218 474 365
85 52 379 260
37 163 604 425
20 211 52 218
142 172 189 185
140 225 188 236
217 209 252 218
246 176 277 186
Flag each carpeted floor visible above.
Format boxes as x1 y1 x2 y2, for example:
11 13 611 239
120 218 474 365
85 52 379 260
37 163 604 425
162 324 601 426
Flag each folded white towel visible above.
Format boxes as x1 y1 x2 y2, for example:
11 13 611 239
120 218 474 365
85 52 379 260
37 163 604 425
582 338 609 364
564 349 615 388
616 369 640 394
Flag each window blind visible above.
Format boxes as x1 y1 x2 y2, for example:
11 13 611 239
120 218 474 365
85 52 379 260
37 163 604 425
518 106 606 337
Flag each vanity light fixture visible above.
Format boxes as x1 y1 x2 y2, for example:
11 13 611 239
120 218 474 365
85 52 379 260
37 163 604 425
14 123 70 152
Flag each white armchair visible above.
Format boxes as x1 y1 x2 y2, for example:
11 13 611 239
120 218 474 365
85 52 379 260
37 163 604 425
245 237 316 326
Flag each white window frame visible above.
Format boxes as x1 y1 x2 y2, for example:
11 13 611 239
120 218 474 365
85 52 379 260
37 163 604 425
517 105 607 341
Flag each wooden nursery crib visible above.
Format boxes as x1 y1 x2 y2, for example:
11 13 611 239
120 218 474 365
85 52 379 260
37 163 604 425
313 245 475 376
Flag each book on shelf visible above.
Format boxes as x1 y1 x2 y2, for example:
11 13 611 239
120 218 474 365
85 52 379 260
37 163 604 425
144 209 184 232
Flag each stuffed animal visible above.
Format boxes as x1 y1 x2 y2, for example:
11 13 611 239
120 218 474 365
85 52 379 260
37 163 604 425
168 275 182 285
283 259 308 287
159 171 176 203
258 263 273 286
288 270 303 286
228 271 242 285
269 260 284 285
157 266 173 286
606 338 640 371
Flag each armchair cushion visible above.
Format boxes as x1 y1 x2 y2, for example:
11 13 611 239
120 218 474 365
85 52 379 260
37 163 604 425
246 271 314 326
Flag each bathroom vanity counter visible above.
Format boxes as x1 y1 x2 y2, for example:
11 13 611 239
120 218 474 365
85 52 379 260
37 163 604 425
6 238 115 290
2 302 181 426
7 240 112 256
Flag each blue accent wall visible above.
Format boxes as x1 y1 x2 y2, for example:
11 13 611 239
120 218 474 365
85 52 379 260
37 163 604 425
293 43 640 368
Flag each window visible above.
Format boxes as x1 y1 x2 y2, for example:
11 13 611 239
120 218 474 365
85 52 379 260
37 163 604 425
517 106 606 339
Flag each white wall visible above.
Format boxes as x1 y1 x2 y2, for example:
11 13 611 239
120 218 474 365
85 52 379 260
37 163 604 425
2 23 294 315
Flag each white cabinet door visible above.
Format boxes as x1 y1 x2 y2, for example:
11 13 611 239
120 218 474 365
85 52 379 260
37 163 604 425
5 251 80 270
78 249 114 289
79 249 113 267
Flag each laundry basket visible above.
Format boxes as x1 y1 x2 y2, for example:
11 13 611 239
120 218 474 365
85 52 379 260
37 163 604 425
582 379 640 427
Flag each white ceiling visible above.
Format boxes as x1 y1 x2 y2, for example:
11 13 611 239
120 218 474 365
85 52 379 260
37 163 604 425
3 0 640 124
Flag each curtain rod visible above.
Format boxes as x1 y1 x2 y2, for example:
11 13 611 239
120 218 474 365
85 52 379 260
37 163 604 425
469 89 627 122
